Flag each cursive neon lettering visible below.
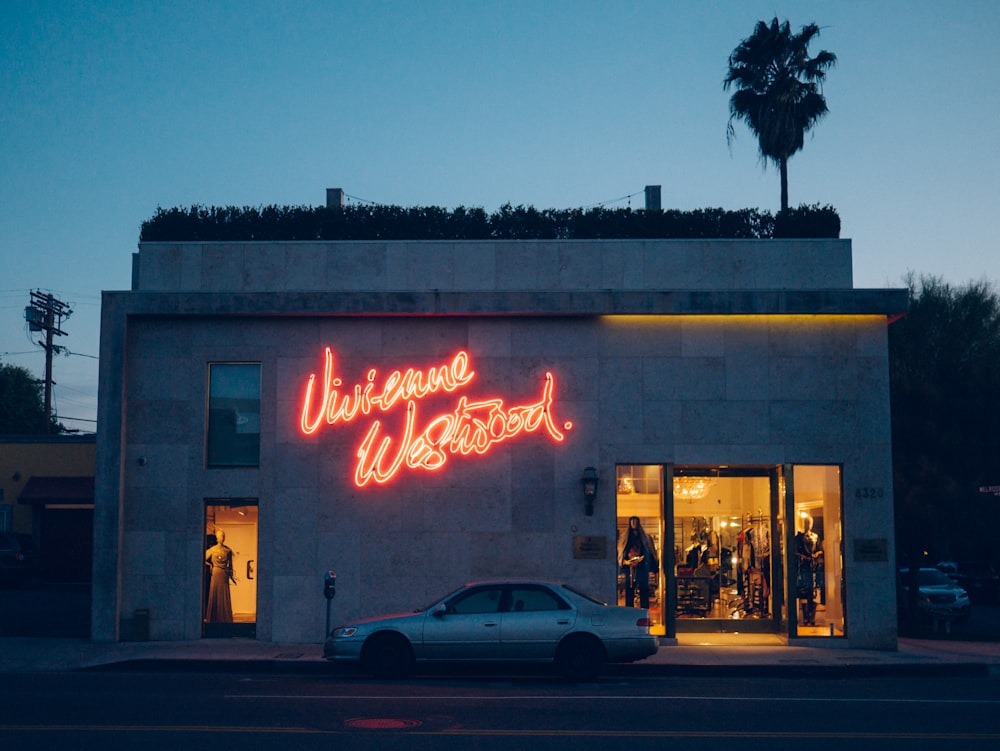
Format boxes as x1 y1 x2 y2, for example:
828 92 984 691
354 406 416 487
300 349 569 486
300 348 475 434
299 347 335 434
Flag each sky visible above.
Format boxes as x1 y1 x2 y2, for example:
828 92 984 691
2 0 998 433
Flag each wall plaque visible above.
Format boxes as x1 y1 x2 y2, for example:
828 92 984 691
573 535 607 559
853 538 888 562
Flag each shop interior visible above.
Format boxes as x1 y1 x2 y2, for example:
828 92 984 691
203 500 258 638
616 464 843 638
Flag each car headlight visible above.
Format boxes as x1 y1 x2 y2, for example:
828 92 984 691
334 627 359 638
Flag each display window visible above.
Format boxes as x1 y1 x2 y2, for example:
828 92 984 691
203 500 258 638
616 463 845 640
789 465 844 638
615 465 665 633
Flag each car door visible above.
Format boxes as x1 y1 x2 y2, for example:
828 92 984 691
500 585 575 659
422 584 505 659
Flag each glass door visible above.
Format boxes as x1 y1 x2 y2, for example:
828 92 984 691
203 499 258 638
671 468 778 633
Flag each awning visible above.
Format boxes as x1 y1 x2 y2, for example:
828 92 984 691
18 476 94 505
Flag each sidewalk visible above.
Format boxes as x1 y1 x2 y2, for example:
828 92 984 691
3 584 998 676
2 634 999 676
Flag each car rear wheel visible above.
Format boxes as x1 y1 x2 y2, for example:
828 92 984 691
555 633 606 681
361 632 414 678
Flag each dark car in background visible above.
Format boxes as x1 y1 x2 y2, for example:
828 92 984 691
0 532 40 586
898 567 971 624
937 561 1000 604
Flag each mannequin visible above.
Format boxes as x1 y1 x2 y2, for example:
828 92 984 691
205 528 236 623
795 515 822 626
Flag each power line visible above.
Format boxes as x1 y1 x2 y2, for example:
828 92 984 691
579 191 644 210
342 188 648 211
54 382 98 398
343 192 381 206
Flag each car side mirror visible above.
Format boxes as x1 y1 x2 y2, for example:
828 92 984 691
432 603 448 618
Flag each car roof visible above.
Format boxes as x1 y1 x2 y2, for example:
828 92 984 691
460 580 567 587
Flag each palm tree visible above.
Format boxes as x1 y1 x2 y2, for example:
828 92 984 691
724 18 837 212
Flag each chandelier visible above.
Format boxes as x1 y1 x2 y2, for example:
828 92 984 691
673 476 717 501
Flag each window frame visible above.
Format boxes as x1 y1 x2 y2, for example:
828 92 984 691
205 362 262 468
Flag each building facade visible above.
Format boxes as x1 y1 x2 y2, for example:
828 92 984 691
94 236 907 648
1 434 95 581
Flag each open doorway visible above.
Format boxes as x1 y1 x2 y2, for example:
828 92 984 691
616 464 784 639
203 499 258 638
672 470 776 632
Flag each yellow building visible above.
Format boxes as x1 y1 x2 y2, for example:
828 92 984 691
0 434 95 581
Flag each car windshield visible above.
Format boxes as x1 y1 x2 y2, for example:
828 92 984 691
419 585 467 612
917 569 954 586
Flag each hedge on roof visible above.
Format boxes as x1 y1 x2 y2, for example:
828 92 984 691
139 202 839 242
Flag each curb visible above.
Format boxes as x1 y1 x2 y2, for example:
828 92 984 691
78 656 998 680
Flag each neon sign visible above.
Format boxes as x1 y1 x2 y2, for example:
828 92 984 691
300 348 571 486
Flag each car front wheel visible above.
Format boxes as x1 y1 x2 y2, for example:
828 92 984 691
555 633 606 681
361 632 415 678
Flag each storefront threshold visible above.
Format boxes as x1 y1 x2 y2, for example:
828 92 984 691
676 618 778 634
676 632 786 647
203 623 257 639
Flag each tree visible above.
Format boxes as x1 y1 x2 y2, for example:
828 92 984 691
724 18 837 211
889 275 1000 566
0 362 60 434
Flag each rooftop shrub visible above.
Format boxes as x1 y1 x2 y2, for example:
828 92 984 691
140 202 839 242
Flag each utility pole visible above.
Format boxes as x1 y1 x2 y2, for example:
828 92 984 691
24 290 72 433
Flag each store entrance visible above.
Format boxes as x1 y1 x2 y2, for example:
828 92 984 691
616 465 783 639
672 468 779 634
202 499 258 638
616 464 846 640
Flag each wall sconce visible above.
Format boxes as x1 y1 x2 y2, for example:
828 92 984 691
581 466 599 516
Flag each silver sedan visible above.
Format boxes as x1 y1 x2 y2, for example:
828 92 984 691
323 580 659 680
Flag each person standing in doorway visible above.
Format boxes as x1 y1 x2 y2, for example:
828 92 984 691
621 516 658 609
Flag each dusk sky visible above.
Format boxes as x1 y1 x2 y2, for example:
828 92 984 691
2 1 998 432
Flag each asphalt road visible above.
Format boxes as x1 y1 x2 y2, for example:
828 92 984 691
1 667 998 750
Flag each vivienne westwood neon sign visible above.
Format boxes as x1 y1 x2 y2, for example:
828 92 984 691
299 348 570 487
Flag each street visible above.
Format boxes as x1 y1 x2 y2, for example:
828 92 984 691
1 667 999 750
2 581 999 749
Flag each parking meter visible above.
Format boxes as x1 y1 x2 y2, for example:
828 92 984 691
323 570 337 638
324 570 337 599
